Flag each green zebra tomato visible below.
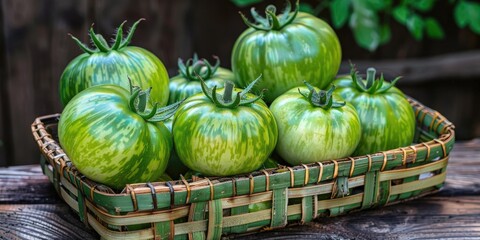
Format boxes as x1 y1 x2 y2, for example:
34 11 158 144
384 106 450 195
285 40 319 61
58 84 181 190
173 78 278 176
333 67 416 156
232 1 341 103
270 83 361 165
59 19 169 107
168 54 235 104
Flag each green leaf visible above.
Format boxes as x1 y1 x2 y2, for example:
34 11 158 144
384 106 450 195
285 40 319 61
407 14 424 40
410 0 435 12
350 11 380 51
471 20 480 34
331 0 351 28
230 0 263 7
393 6 410 25
454 1 470 27
380 24 391 44
366 0 392 11
299 3 315 14
425 18 445 39
468 3 480 34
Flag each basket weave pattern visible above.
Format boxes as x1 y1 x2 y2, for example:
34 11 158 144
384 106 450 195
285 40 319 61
31 97 455 240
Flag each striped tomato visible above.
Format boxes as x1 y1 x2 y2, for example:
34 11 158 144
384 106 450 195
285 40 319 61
168 54 236 104
231 1 341 103
59 19 169 107
333 67 416 156
58 84 181 190
270 83 361 165
172 78 278 176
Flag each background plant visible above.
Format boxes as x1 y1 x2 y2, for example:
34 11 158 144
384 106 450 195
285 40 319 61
231 0 480 51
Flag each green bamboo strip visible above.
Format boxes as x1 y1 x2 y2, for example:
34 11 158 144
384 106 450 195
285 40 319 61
206 200 223 240
317 194 364 210
154 221 172 239
390 171 447 195
271 188 288 228
289 176 364 198
189 202 207 240
60 175 78 197
60 186 79 212
361 171 378 209
226 206 249 234
87 213 154 240
222 191 271 209
376 180 391 206
86 200 190 225
301 196 314 223
379 157 448 181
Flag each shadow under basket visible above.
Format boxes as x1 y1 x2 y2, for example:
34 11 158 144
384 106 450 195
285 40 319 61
31 97 455 240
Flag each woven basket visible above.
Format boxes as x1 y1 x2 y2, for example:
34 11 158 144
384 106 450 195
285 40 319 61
31 97 455 240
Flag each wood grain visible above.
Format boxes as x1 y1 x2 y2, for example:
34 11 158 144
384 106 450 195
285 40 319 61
0 204 97 240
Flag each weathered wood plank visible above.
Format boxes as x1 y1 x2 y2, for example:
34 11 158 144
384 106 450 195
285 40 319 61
0 165 60 204
0 204 98 240
232 196 480 240
1 196 480 240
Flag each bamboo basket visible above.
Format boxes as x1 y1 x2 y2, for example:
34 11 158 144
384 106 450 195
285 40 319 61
31 97 455 240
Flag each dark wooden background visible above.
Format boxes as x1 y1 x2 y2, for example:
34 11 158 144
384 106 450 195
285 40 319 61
1 0 479 167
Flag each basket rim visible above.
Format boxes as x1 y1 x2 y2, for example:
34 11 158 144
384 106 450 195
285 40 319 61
31 96 455 199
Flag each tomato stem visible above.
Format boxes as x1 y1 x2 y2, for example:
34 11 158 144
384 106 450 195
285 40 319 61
89 25 110 52
349 65 402 94
300 81 345 109
239 0 299 31
111 21 126 50
178 55 220 81
199 74 264 108
119 18 145 49
223 81 234 103
68 33 96 54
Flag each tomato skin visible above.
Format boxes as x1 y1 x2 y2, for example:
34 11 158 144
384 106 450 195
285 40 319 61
59 20 169 107
333 72 416 156
172 89 278 176
232 11 341 103
270 86 361 165
58 85 171 190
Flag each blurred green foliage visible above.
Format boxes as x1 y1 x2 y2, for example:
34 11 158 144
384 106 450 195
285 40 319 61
232 0 480 51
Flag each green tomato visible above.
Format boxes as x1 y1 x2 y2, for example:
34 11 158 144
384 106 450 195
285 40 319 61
168 54 236 104
59 19 169 107
231 2 341 103
270 84 361 165
333 67 416 156
172 79 278 176
58 84 179 190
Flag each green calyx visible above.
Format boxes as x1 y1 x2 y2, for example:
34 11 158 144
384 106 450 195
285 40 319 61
200 75 265 108
298 81 345 109
178 54 220 81
240 0 299 31
69 18 145 54
128 78 183 122
350 64 401 94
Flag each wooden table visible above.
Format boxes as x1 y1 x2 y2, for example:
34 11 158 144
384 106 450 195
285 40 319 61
1 139 479 240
